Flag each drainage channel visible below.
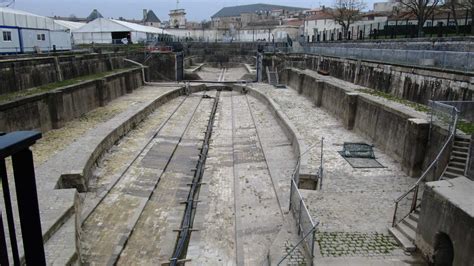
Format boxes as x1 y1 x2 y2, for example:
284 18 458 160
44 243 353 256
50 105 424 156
170 91 221 265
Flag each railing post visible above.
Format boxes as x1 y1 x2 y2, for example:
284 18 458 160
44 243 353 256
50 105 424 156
0 159 20 265
310 229 316 266
11 148 46 265
298 199 303 235
0 211 9 266
392 202 399 227
411 185 419 213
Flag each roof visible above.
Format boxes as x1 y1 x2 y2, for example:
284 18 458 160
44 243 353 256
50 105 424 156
54 20 86 30
73 18 169 35
211 3 307 18
87 9 103 21
0 7 68 30
144 10 161 23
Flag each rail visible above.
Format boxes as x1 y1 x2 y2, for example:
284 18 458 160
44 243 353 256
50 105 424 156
170 92 220 265
283 139 323 266
0 131 45 265
392 102 459 227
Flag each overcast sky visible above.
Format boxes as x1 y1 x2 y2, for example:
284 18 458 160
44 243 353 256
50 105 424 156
10 0 377 21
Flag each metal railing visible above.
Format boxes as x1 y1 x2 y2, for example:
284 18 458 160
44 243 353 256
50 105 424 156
392 102 459 227
0 131 45 265
282 157 319 265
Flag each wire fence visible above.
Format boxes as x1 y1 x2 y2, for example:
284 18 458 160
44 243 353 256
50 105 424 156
285 159 318 265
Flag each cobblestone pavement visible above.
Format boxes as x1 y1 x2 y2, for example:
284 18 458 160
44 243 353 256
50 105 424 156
251 83 421 263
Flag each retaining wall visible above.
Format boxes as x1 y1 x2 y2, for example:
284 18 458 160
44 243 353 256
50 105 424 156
0 53 126 95
304 37 474 52
267 54 473 105
280 68 451 177
0 68 144 133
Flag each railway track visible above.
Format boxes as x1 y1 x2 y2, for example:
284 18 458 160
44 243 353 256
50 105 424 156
81 92 216 264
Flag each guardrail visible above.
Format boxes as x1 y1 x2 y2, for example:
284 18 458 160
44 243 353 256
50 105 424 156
0 131 45 265
281 154 320 265
392 102 459 227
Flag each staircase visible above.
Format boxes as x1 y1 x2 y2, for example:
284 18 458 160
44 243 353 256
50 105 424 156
441 136 470 180
266 67 279 86
388 210 419 252
389 135 471 252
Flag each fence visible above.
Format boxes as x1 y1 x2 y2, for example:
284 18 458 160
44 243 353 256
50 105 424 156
292 45 474 71
279 157 319 265
392 102 458 227
306 11 473 43
0 131 45 265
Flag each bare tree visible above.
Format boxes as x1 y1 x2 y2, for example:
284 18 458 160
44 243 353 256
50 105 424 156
398 0 443 37
445 0 460 33
459 0 474 34
328 0 366 39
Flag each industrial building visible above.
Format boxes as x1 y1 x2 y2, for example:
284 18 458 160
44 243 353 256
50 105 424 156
72 18 171 44
0 7 72 54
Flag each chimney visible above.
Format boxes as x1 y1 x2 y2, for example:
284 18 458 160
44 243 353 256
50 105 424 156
143 9 147 21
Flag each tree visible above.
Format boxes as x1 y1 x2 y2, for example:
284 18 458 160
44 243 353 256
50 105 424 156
445 0 460 34
459 0 474 34
328 0 366 39
398 0 442 37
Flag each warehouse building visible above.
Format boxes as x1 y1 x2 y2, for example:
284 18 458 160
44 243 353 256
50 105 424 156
0 7 71 54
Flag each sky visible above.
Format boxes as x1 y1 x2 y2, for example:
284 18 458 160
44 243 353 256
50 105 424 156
7 0 377 21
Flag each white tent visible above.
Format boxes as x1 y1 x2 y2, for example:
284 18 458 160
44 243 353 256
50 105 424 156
0 7 67 30
54 20 86 31
73 18 170 44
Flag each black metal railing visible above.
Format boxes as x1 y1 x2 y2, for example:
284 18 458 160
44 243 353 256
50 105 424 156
0 131 45 265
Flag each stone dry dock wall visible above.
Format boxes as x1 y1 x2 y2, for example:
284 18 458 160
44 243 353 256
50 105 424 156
279 68 452 178
267 54 473 105
0 68 144 133
305 37 474 52
416 177 474 266
0 53 127 95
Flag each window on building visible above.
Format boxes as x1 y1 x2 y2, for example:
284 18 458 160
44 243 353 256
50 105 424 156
37 33 46 41
2 31 12 41
448 21 456 26
426 21 433 27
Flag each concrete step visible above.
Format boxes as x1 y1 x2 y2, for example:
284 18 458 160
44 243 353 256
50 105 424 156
455 136 471 142
451 156 468 163
448 161 467 169
453 146 470 152
403 216 418 231
409 212 419 223
445 166 465 176
451 151 468 158
397 221 416 243
443 171 459 179
454 141 470 148
388 226 416 252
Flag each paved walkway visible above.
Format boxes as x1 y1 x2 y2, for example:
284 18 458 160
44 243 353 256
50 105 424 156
186 91 297 265
252 83 422 263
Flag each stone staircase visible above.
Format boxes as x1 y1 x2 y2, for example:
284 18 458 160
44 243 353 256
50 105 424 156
266 67 279 86
388 210 419 252
441 136 470 180
389 134 471 252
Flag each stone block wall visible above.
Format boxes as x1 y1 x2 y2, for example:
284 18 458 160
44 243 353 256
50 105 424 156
269 54 473 105
280 68 436 177
0 53 127 95
304 37 474 52
0 68 143 133
416 177 474 266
